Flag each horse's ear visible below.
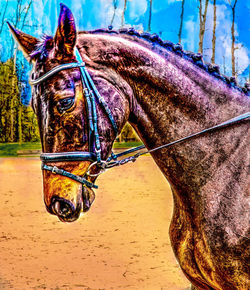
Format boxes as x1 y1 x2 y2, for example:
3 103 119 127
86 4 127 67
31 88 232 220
54 3 76 58
7 22 39 57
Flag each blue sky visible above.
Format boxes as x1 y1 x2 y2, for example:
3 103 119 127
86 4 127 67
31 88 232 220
0 0 249 89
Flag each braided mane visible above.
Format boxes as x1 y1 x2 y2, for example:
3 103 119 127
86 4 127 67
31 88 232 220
29 27 249 96
89 27 249 96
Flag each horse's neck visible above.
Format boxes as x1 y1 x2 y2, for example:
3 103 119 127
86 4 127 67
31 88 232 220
127 52 245 139
123 51 249 193
80 32 248 192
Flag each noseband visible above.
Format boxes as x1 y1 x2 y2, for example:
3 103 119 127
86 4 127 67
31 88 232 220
30 48 118 189
30 49 250 190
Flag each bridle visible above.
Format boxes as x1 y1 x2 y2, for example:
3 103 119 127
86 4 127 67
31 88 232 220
30 48 118 189
30 48 250 190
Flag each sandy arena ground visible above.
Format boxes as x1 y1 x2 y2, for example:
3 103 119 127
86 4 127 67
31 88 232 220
0 156 190 290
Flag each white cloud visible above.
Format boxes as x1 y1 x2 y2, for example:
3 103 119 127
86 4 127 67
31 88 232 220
235 46 249 75
93 0 146 31
132 23 144 31
201 3 249 77
183 16 199 52
106 6 124 28
128 0 148 21
220 34 249 76
90 0 123 28
218 5 249 76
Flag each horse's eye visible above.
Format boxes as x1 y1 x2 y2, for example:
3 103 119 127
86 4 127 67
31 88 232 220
57 97 75 113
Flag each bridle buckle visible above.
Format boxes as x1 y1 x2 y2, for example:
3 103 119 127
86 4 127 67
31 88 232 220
86 161 107 177
52 166 57 174
95 148 101 153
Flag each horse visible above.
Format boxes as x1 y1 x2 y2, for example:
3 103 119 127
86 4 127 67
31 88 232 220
8 3 249 289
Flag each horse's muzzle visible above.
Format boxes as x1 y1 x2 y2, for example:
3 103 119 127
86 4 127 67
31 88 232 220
50 196 82 222
47 187 95 222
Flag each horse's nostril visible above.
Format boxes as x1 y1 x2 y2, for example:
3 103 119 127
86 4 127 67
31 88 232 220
52 198 74 218
54 200 61 213
50 196 82 222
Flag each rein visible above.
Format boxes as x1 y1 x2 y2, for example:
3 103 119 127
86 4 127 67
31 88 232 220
31 49 250 189
103 111 250 169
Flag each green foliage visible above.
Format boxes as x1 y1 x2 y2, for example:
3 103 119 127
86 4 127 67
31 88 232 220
0 60 40 143
0 142 41 157
0 141 142 156
120 122 140 142
21 106 40 142
113 141 143 148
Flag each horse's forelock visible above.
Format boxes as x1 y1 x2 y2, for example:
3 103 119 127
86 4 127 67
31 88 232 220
29 35 53 61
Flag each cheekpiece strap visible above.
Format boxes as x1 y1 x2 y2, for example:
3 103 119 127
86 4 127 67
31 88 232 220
75 48 118 135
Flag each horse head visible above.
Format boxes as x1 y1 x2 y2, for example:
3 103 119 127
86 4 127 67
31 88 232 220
8 4 129 222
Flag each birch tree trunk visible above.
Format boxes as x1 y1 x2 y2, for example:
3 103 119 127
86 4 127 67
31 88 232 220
230 0 238 77
178 0 185 44
211 0 216 63
18 103 22 144
10 48 17 142
110 0 118 28
198 0 209 54
148 0 153 32
121 0 127 27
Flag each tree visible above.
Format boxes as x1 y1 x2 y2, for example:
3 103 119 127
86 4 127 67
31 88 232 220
0 61 39 143
148 0 153 32
8 0 33 143
121 0 127 27
110 0 118 28
120 123 140 142
9 0 33 56
0 0 38 143
178 0 185 44
228 0 238 77
0 60 19 142
198 0 209 54
211 0 216 63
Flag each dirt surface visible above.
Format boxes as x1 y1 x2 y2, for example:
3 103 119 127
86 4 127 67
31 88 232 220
0 157 190 290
